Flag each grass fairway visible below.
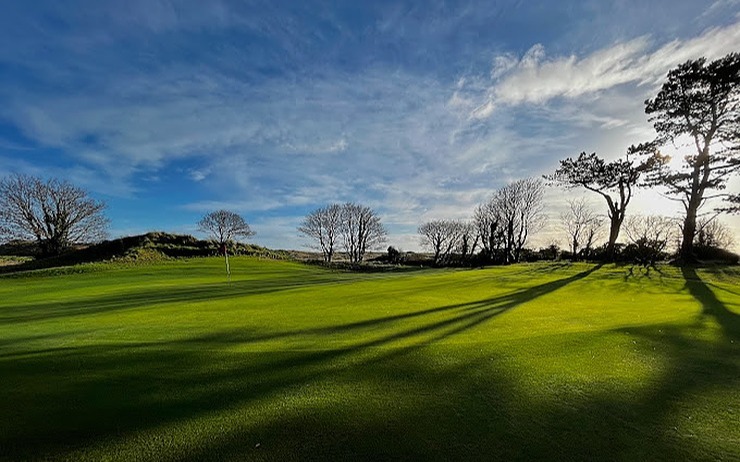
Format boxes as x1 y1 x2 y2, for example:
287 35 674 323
0 259 738 461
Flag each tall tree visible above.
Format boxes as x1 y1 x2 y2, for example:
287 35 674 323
457 221 480 261
474 178 545 264
0 174 108 256
473 200 503 262
546 150 661 260
298 204 342 263
339 203 387 263
498 178 546 263
644 52 740 260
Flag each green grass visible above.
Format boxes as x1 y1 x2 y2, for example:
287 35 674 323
0 258 738 461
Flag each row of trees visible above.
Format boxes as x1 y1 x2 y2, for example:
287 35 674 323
419 196 735 267
560 204 734 261
546 52 739 262
415 53 738 264
298 202 387 263
304 52 737 267
416 178 545 265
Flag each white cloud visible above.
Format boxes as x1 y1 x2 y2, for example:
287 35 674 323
702 0 740 18
188 168 210 182
470 21 740 112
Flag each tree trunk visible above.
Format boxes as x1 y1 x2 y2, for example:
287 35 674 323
606 215 621 261
571 237 579 261
39 236 65 257
506 221 514 264
680 199 700 262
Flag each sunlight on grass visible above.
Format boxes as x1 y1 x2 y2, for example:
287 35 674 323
0 258 738 460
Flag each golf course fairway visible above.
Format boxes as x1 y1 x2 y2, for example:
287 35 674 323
0 258 738 461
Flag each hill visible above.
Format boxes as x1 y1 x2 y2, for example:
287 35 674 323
0 232 292 274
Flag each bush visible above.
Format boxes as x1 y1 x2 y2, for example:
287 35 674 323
693 245 740 264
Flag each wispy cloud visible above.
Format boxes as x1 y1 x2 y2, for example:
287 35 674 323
1 2 738 250
467 21 740 116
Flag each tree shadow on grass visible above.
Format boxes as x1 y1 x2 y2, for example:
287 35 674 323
0 265 604 460
125 265 601 349
540 323 738 461
618 262 667 282
174 322 740 462
181 264 735 461
3 261 737 460
193 264 737 461
680 266 740 340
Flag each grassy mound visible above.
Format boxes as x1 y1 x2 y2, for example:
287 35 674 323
0 260 738 460
0 232 292 274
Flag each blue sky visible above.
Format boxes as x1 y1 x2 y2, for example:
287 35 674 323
1 0 739 250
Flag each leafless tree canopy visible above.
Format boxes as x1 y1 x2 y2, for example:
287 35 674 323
624 215 679 264
298 203 342 263
0 174 108 256
625 215 679 245
197 210 255 246
475 178 545 264
694 218 735 250
560 198 603 260
340 202 387 263
418 219 463 265
457 221 479 260
474 200 504 259
418 219 479 265
299 202 386 264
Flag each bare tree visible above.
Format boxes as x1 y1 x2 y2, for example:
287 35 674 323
694 218 735 250
0 174 108 256
197 210 255 247
473 200 504 261
418 219 463 265
197 210 254 279
298 204 342 263
560 198 603 260
457 221 479 261
339 203 387 263
624 215 679 265
496 178 546 263
473 178 545 264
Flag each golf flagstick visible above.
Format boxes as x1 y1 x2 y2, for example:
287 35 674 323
225 248 231 283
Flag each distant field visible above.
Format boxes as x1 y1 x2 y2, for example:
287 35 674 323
0 256 32 267
0 258 738 461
